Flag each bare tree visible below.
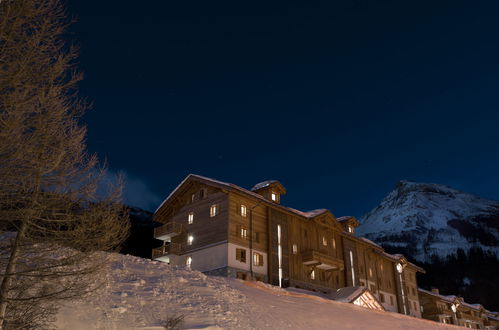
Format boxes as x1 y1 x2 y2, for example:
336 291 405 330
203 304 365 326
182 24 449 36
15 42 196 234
0 0 130 328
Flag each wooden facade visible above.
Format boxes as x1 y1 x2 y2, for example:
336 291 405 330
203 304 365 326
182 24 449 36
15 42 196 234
153 174 425 317
419 288 499 329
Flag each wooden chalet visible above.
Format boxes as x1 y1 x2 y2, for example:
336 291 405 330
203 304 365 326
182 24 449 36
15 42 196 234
418 288 497 329
153 174 425 316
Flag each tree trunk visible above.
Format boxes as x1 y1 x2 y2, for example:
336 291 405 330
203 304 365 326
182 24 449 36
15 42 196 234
0 221 27 329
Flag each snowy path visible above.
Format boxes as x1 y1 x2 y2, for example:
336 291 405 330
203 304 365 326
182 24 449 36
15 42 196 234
55 253 460 329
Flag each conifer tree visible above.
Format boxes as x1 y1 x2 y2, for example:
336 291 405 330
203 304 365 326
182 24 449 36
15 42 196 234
0 0 129 328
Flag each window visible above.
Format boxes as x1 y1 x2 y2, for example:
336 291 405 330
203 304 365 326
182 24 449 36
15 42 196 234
187 235 193 245
370 284 376 293
292 244 298 255
271 192 278 201
380 293 385 303
200 188 207 199
186 256 192 268
191 193 195 203
413 301 417 311
188 212 194 224
380 264 384 271
210 204 218 217
390 296 394 305
236 248 246 263
253 252 263 266
360 281 365 286
369 268 373 277
310 269 315 280
240 227 248 239
348 225 353 233
322 236 327 246
332 238 336 249
253 232 260 243
240 204 247 217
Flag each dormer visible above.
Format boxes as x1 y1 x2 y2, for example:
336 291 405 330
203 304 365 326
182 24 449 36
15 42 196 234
251 180 286 204
337 216 359 234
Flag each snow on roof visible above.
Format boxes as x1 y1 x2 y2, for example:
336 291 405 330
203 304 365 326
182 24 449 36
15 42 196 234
155 174 327 220
251 180 279 191
358 237 382 249
330 286 367 303
337 216 354 222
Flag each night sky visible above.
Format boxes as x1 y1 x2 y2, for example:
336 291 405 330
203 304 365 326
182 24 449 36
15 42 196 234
67 1 499 216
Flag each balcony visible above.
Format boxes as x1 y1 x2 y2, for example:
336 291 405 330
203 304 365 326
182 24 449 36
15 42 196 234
152 243 182 262
154 222 184 241
301 250 344 270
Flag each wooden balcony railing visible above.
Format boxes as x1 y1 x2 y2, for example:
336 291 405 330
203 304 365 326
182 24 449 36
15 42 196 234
152 243 182 260
301 250 344 270
154 222 184 240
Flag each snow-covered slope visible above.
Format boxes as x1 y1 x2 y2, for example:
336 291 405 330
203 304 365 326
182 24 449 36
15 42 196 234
55 253 457 329
357 181 499 262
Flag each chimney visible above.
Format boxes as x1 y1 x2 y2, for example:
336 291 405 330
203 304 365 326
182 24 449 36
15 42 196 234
431 288 439 294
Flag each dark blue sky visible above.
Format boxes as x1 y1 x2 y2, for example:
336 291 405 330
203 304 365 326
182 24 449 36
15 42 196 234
67 0 499 215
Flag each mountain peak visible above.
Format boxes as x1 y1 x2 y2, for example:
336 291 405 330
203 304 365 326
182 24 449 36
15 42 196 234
357 181 499 262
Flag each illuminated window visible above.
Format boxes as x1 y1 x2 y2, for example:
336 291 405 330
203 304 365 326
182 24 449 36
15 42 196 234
210 204 218 217
348 225 353 233
310 269 315 280
188 212 194 224
322 236 327 246
187 235 194 245
240 205 247 217
380 264 384 272
332 238 336 249
186 256 192 268
253 252 263 266
240 227 247 239
292 244 298 254
191 193 195 203
369 268 373 277
236 248 246 263
271 192 278 202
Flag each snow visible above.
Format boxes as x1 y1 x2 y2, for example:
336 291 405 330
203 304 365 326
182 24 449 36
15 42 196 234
55 253 459 329
357 181 499 261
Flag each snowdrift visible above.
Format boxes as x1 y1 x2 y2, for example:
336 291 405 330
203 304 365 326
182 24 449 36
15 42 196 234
55 253 459 329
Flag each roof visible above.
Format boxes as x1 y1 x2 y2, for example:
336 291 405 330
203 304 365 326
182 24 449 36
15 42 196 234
155 174 330 221
417 288 484 311
375 251 425 273
330 286 367 303
251 180 278 191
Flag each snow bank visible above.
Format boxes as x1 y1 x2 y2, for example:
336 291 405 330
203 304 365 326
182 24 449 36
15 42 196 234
55 253 459 329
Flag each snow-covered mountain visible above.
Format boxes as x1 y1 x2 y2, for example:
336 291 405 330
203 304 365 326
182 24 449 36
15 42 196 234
357 181 499 262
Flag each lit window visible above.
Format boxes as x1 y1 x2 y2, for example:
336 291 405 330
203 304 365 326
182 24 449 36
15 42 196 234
310 269 315 280
241 205 247 217
187 235 194 245
332 238 336 249
322 236 327 246
253 252 263 266
210 204 218 217
380 264 384 271
186 256 192 268
348 225 353 233
369 268 373 277
240 227 247 239
271 192 278 202
292 244 298 254
191 193 195 203
236 248 246 263
188 212 194 224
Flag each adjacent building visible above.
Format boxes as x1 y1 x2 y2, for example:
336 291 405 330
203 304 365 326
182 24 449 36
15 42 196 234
152 174 425 317
419 288 499 329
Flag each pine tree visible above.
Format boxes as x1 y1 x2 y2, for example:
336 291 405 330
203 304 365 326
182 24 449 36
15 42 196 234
0 0 129 328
